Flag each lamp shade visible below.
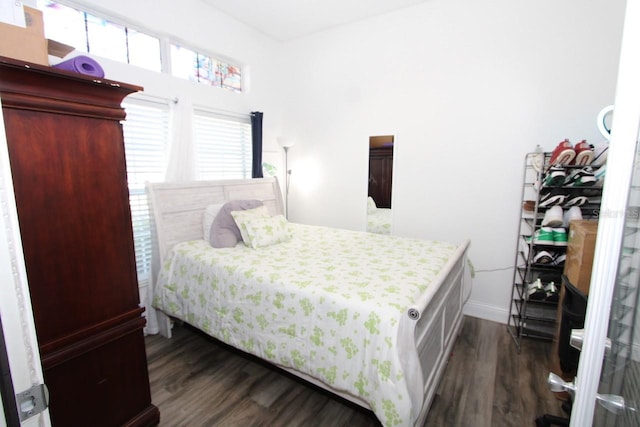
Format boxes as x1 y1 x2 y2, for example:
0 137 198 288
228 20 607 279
278 136 295 148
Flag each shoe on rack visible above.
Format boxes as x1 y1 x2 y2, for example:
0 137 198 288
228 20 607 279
564 166 596 187
593 164 606 187
591 142 609 166
542 206 564 227
563 206 583 227
552 228 568 246
553 253 566 266
528 227 555 245
563 195 589 208
544 282 559 302
544 165 567 187
573 140 594 166
533 250 555 265
527 278 547 301
539 188 567 208
549 139 576 166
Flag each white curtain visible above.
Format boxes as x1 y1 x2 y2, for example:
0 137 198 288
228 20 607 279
144 98 194 335
165 99 195 182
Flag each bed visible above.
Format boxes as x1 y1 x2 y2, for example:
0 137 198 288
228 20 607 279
146 177 471 427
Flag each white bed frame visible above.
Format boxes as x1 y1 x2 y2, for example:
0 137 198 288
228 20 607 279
146 177 471 426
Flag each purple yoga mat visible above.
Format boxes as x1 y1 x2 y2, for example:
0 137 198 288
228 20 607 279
54 56 105 78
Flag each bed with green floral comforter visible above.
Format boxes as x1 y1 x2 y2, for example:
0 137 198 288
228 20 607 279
154 222 460 427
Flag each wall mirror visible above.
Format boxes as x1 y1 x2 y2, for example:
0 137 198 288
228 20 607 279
368 135 394 208
367 135 394 235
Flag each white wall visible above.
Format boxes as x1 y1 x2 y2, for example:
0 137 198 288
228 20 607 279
279 0 626 323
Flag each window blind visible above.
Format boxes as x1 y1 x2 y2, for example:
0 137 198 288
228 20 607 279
121 98 170 287
193 110 252 180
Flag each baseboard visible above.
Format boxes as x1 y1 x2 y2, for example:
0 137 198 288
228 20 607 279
463 299 509 325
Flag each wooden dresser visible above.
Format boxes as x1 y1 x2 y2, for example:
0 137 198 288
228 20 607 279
0 57 159 426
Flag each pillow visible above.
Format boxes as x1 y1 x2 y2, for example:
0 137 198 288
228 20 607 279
230 205 270 245
235 214 291 249
209 200 264 248
202 203 224 241
367 196 377 214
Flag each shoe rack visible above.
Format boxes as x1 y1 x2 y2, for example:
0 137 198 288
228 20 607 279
507 151 604 351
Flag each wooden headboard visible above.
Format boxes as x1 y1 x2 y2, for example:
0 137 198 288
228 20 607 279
145 177 284 262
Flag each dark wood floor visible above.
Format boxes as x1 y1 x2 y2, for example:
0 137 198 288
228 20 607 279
145 316 567 426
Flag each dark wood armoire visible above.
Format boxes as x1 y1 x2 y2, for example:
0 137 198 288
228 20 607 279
0 57 159 426
368 146 393 209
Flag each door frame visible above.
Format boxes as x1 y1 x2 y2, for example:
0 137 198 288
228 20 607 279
570 0 640 425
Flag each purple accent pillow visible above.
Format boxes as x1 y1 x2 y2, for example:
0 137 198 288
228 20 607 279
209 199 264 248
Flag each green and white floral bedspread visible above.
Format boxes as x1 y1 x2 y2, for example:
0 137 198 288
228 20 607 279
154 223 458 427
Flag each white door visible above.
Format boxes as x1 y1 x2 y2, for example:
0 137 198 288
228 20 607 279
570 0 640 425
0 99 51 425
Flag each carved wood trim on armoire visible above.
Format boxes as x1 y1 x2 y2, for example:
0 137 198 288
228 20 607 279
0 57 159 426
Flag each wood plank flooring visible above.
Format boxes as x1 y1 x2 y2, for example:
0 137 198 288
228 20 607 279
145 316 567 426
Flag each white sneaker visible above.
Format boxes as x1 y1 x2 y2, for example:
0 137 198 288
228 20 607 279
564 195 589 207
533 250 555 265
591 142 609 167
563 206 583 227
542 206 563 227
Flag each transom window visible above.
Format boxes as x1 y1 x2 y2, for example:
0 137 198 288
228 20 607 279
171 44 242 92
37 0 243 92
37 0 162 72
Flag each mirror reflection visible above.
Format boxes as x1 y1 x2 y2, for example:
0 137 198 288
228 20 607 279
367 135 394 234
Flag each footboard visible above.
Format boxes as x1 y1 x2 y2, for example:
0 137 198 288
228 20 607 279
398 239 471 426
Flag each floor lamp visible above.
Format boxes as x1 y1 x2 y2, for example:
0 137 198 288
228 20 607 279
278 137 294 218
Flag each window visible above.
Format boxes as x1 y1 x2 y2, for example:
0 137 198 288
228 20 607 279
121 98 171 286
37 1 243 92
193 110 252 180
170 44 242 92
38 0 162 72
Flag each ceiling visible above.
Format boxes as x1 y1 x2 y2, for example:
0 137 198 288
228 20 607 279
200 0 430 41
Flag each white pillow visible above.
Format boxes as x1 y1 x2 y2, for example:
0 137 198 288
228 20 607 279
239 214 291 249
203 203 224 241
230 205 270 244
